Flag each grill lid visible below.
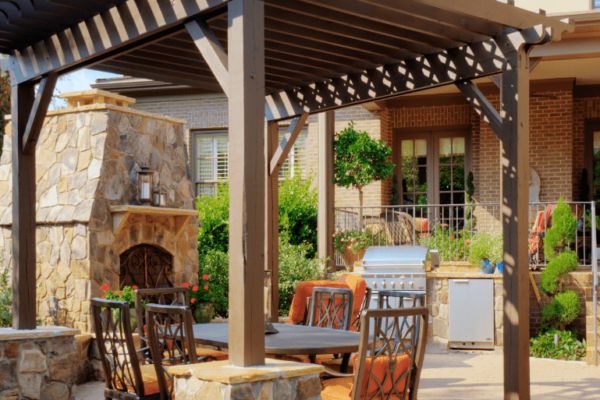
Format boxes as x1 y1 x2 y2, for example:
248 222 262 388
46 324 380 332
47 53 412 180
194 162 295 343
361 245 430 267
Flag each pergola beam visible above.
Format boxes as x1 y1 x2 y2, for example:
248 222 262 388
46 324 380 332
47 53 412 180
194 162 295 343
415 0 574 40
456 80 503 140
6 0 230 85
269 113 309 176
185 18 230 97
265 25 547 121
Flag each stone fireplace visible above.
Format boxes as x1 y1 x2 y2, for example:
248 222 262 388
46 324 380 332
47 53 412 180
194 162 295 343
0 89 199 332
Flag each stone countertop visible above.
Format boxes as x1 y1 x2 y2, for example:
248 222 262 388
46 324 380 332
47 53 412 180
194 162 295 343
426 266 502 279
167 358 324 385
0 325 81 341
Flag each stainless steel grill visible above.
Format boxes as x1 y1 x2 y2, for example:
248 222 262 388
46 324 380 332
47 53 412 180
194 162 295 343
359 246 438 310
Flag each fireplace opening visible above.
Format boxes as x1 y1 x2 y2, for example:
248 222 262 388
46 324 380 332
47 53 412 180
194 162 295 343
119 244 173 289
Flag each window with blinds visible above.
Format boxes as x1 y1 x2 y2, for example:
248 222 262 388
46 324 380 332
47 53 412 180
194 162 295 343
193 127 307 196
195 132 228 196
278 127 307 179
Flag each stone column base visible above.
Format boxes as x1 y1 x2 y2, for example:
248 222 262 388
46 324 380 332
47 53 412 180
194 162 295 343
0 326 80 400
169 358 324 400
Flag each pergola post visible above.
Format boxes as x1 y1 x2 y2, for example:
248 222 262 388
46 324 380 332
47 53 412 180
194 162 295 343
11 82 37 330
318 111 335 272
266 120 279 322
227 0 266 367
501 46 531 399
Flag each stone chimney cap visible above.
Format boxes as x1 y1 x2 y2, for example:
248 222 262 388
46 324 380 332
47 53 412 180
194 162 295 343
60 89 136 109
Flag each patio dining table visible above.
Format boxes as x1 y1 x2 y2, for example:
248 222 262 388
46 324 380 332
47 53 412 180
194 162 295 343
192 322 361 373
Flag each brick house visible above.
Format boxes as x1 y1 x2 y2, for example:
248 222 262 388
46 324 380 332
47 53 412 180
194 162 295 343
92 4 600 358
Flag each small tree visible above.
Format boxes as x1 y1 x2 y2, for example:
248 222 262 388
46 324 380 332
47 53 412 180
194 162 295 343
540 197 580 332
333 122 395 225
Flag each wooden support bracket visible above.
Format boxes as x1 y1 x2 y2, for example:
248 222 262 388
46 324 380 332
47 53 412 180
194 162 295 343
109 205 197 238
456 80 503 140
185 18 230 97
269 113 309 176
22 74 58 155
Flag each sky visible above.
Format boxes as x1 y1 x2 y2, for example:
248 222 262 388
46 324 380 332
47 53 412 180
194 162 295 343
50 69 122 109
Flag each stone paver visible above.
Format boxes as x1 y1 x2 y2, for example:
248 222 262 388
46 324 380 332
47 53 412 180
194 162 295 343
74 354 600 399
419 354 600 399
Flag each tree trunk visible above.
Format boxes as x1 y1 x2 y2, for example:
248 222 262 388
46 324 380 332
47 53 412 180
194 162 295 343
358 187 364 230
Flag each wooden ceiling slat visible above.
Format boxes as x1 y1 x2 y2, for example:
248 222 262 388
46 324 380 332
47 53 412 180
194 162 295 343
357 0 503 37
264 4 438 55
99 59 219 85
299 0 487 45
111 54 216 78
209 18 390 67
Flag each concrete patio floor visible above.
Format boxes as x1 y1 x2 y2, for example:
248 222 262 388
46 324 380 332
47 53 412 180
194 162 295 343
74 353 600 399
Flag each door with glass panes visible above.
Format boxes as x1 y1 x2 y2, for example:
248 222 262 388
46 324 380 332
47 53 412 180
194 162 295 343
397 129 471 229
585 122 600 209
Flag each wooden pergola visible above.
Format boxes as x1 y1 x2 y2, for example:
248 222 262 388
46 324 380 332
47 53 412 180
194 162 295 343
1 0 573 398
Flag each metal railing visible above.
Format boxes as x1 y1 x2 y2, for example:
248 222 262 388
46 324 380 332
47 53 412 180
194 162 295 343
334 202 597 270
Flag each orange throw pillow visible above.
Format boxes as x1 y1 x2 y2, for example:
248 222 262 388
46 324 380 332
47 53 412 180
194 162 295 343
288 280 349 325
351 353 410 397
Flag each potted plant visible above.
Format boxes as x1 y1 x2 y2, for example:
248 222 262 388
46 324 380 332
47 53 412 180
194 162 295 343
468 231 503 274
101 285 140 331
186 278 216 323
333 227 388 266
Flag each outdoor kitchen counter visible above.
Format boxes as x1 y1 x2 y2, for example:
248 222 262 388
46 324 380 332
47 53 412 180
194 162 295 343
427 270 503 279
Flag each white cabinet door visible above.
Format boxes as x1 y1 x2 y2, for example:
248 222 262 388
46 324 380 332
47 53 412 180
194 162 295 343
449 279 494 349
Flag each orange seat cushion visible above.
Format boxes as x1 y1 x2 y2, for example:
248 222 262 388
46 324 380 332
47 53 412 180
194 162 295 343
352 353 410 397
288 280 349 325
337 274 366 326
415 218 428 232
196 347 228 361
115 364 168 395
321 377 403 400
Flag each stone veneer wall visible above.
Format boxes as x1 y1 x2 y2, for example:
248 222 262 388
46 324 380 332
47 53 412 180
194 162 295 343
426 268 504 353
0 328 80 400
0 103 199 332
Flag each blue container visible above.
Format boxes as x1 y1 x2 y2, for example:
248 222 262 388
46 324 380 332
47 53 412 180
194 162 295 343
480 259 494 274
496 261 503 274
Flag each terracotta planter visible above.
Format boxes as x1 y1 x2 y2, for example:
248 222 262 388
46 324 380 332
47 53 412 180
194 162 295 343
341 243 366 267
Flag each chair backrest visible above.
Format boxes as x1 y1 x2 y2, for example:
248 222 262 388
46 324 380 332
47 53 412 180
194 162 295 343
145 304 198 399
307 287 353 331
352 287 372 332
135 287 189 343
352 308 429 400
378 290 426 351
91 298 146 398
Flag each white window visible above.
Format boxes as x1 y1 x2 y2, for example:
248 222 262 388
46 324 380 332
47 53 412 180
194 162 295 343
194 131 228 196
278 126 307 180
193 127 308 196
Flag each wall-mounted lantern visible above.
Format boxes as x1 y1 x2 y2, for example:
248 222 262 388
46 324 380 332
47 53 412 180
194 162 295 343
138 166 153 206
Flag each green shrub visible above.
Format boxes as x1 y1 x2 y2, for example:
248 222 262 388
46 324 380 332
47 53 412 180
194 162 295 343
278 173 318 257
468 231 503 266
540 251 578 295
197 182 230 254
419 227 473 262
0 256 11 328
333 227 388 254
278 238 325 317
541 290 581 332
197 250 229 317
530 328 586 361
544 198 577 262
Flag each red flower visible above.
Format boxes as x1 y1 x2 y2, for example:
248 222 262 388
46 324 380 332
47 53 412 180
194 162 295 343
192 286 198 292
118 291 122 296
203 285 209 291
203 274 209 280
191 298 196 304
101 293 105 298
450 236 455 240
101 285 109 291
182 283 190 288
464 241 470 245
132 286 139 290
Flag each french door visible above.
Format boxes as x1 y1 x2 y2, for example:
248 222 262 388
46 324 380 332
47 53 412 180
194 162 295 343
397 129 471 228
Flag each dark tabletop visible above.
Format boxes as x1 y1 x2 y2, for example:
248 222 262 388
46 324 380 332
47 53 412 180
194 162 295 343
192 322 361 355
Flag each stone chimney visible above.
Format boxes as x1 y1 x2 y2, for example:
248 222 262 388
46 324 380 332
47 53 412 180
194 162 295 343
0 89 199 332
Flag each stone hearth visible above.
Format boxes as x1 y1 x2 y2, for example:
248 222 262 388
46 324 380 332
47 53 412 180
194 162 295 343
0 89 199 332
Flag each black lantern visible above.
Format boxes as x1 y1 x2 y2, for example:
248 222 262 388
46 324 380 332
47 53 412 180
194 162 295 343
138 166 153 206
